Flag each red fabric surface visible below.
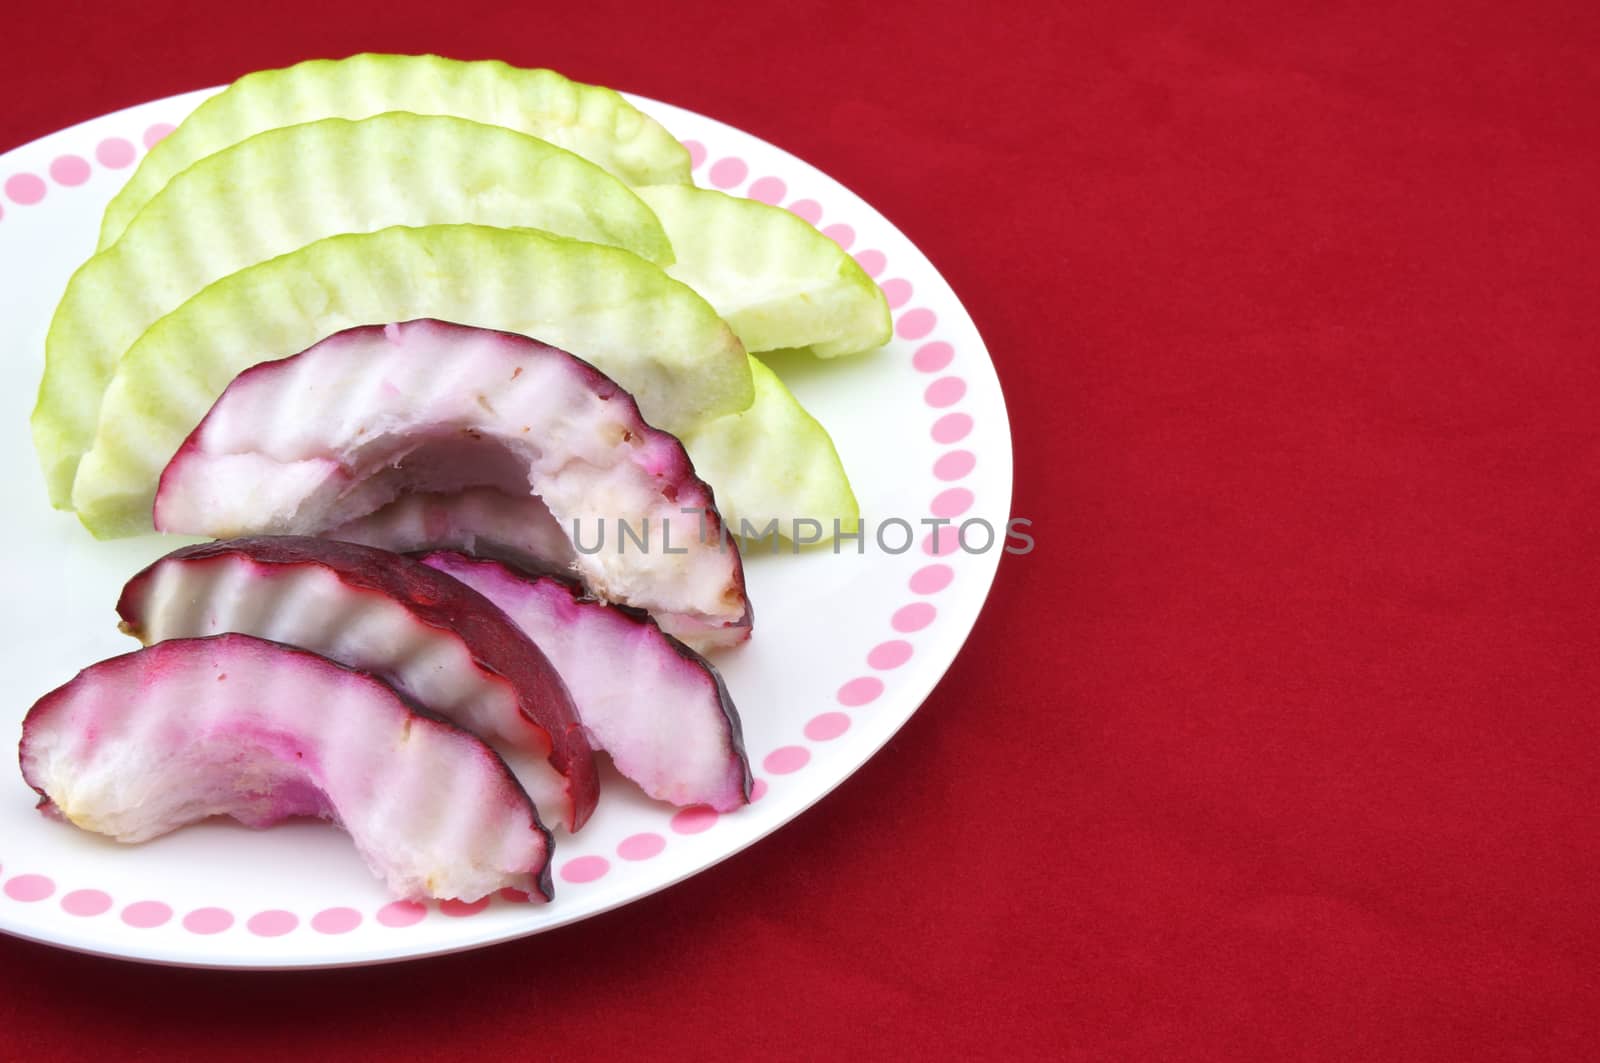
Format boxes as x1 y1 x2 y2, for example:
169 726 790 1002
3 2 1597 1058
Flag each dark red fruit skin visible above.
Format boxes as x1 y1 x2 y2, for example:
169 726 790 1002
116 536 600 832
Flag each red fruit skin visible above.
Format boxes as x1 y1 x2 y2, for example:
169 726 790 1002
116 535 600 832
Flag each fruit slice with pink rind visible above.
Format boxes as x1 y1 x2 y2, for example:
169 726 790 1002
421 551 750 811
115 536 599 832
19 633 554 902
71 223 753 538
327 488 577 575
36 112 673 510
153 319 751 651
97 54 691 250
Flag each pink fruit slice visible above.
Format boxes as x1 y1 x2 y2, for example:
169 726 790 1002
421 551 750 811
19 633 553 902
155 319 750 651
116 536 598 832
328 487 576 574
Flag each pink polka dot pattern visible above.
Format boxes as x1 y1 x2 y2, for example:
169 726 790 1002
932 412 974 444
122 901 172 928
913 341 954 373
376 900 427 927
747 175 786 204
560 856 610 884
839 676 885 706
183 907 233 935
5 173 47 205
682 139 707 168
925 376 967 408
670 806 719 835
709 157 748 188
96 137 136 168
764 746 811 774
247 910 298 937
931 488 975 519
439 897 490 918
868 640 914 670
50 155 91 186
923 530 962 557
804 712 851 741
143 123 175 149
910 564 954 594
854 249 887 276
312 907 361 934
61 889 112 917
788 198 823 224
4 874 54 902
934 450 976 480
880 278 913 309
750 778 769 802
897 308 937 340
499 887 533 904
618 832 667 861
893 602 937 632
822 223 855 249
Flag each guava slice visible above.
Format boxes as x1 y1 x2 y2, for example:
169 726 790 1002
635 184 890 357
34 114 673 510
115 535 599 831
69 224 753 537
682 355 860 541
97 53 691 250
421 551 749 810
152 319 751 651
19 633 553 902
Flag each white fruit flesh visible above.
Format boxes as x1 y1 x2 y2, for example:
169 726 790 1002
98 53 691 249
19 634 552 902
422 552 749 810
153 320 750 651
327 488 576 574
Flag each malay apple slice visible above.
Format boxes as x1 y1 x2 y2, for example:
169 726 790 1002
152 319 751 651
34 114 675 511
116 535 599 832
19 633 553 902
421 551 749 810
327 488 577 574
98 54 691 250
69 224 753 537
635 184 891 357
683 355 860 541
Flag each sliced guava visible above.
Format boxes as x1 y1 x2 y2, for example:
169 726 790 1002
19 633 553 902
421 551 749 810
115 535 599 831
152 320 751 651
35 114 674 510
682 355 860 541
635 184 890 357
97 53 690 249
69 224 753 537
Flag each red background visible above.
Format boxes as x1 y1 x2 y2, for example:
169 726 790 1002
3 2 1597 1058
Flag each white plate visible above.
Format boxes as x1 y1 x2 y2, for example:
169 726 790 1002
0 87 1012 968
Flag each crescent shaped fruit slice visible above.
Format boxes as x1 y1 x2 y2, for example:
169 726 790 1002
421 551 750 811
19 633 554 902
70 224 753 537
35 112 672 509
636 184 890 357
97 53 690 249
152 319 752 651
115 536 599 832
327 488 577 574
